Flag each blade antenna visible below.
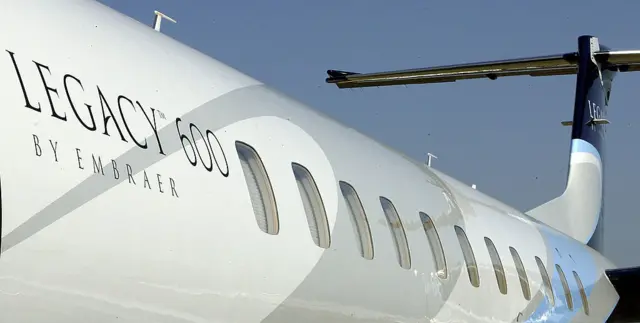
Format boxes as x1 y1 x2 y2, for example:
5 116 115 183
153 10 177 32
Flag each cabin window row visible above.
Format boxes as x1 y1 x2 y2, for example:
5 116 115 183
235 141 589 315
236 141 330 248
341 182 449 277
340 182 449 279
455 225 590 315
234 140 447 275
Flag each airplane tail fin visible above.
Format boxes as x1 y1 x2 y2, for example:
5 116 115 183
325 35 640 253
525 36 612 251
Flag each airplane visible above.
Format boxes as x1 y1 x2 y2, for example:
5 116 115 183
0 0 639 322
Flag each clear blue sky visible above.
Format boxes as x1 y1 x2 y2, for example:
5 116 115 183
98 0 640 267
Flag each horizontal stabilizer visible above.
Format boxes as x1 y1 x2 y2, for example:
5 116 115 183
326 49 640 88
606 266 640 322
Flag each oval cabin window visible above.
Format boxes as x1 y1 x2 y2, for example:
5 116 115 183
419 212 447 278
339 181 374 260
235 141 279 235
454 226 480 287
292 162 331 248
380 197 411 269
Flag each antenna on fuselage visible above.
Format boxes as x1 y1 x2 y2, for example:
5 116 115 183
426 152 438 167
153 10 176 32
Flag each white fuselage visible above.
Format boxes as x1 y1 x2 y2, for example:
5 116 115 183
0 1 620 322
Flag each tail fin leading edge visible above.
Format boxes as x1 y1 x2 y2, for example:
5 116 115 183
526 36 613 250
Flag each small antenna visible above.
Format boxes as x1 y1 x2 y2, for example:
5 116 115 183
426 152 438 167
153 10 176 32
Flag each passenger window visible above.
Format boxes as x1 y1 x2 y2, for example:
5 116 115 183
573 271 589 315
454 226 480 287
535 257 555 306
235 141 279 235
556 265 573 310
485 237 507 294
509 247 531 300
380 197 411 269
339 181 374 260
292 163 331 248
419 212 447 279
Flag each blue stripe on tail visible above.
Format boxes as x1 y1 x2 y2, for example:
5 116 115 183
570 139 601 160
